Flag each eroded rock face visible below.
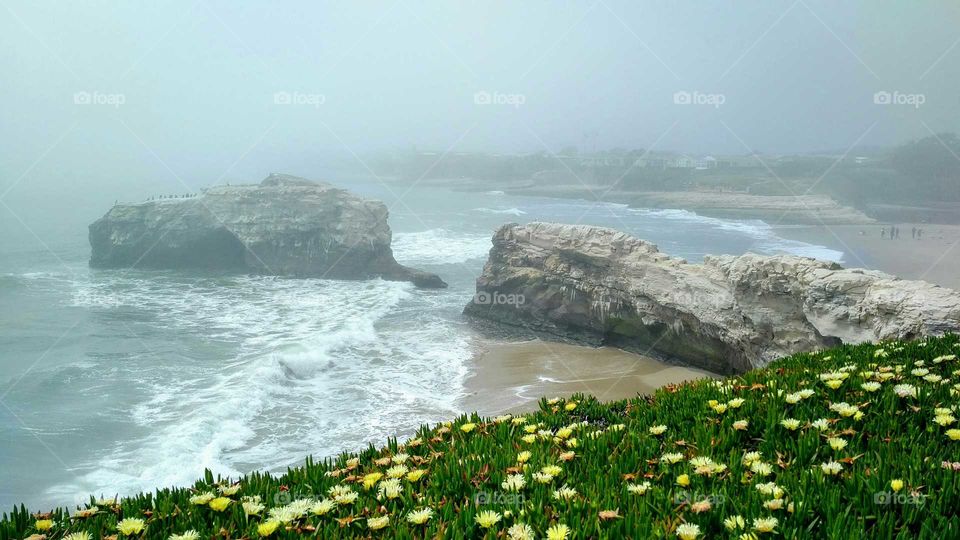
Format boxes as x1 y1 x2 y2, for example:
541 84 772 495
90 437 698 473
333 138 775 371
464 222 960 373
89 174 446 288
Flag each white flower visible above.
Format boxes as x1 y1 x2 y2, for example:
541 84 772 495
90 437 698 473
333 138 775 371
406 507 433 525
894 384 917 398
811 418 830 430
507 522 535 540
377 478 403 499
552 484 578 500
649 425 668 435
627 481 651 495
752 516 779 533
661 452 684 464
723 515 745 531
501 473 526 492
820 461 843 475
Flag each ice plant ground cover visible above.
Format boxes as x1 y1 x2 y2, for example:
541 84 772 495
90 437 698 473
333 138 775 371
3 337 960 539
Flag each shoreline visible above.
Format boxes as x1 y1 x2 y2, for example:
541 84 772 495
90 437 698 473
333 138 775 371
773 223 960 290
459 339 718 416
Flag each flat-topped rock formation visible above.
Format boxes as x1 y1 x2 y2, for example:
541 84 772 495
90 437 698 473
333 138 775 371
464 222 960 373
89 174 446 288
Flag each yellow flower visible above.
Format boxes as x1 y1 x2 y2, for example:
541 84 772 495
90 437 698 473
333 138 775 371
724 515 746 531
219 484 241 496
517 451 532 463
35 520 54 531
825 379 843 389
676 474 690 487
116 518 146 536
649 424 668 435
946 429 960 441
406 469 426 482
727 398 745 408
541 465 563 476
363 472 383 489
546 523 571 540
564 401 577 411
208 497 231 512
522 434 536 444
257 520 280 537
460 422 477 433
386 464 409 478
780 418 801 431
934 414 956 426
827 437 847 451
676 523 701 540
475 510 502 528
890 479 904 492
311 499 336 516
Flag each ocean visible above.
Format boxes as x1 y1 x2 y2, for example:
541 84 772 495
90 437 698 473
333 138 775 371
0 177 844 510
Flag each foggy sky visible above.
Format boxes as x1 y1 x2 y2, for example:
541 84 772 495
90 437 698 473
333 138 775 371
1 1 959 218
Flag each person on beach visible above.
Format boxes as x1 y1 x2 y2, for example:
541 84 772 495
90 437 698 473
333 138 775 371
881 228 886 238
912 227 917 239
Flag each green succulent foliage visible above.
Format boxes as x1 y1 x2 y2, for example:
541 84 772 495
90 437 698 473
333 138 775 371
3 336 960 540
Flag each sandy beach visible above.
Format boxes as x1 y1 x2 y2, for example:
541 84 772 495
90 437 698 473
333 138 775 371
775 223 960 290
460 340 717 416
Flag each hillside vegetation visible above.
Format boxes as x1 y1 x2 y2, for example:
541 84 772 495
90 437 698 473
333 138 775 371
4 336 960 539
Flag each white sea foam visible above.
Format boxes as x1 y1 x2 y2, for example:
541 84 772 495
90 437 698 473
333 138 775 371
392 228 492 264
631 208 845 263
473 207 527 216
49 273 473 503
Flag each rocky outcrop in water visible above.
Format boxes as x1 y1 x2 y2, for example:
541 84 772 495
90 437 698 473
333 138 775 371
464 222 960 373
89 174 446 288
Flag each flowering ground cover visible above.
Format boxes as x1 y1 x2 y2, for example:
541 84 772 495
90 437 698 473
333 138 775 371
3 336 959 539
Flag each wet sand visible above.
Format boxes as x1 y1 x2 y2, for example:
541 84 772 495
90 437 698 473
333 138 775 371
774 223 960 290
460 340 718 416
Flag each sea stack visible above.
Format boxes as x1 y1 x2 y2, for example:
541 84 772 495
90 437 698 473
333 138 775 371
465 222 960 373
88 173 446 288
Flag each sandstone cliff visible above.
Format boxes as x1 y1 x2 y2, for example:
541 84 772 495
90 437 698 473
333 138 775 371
89 174 446 288
464 222 960 373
